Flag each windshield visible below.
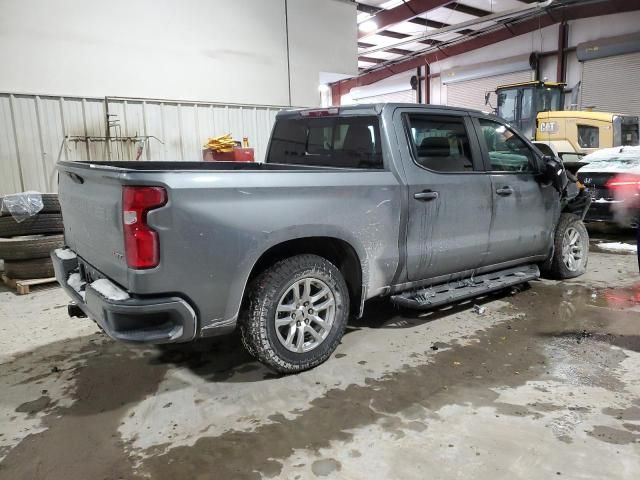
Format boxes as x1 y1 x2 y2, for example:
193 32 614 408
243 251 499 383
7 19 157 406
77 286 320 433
538 87 562 112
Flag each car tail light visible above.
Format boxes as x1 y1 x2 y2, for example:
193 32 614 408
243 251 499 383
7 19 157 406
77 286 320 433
607 174 640 188
606 174 640 190
122 186 167 269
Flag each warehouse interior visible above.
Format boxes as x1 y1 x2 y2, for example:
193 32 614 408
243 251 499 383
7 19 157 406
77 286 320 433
1 1 640 479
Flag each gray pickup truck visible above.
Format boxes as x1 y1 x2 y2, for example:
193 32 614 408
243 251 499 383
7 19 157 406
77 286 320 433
52 104 591 373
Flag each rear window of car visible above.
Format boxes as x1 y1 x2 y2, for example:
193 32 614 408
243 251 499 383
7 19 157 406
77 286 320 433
267 116 383 169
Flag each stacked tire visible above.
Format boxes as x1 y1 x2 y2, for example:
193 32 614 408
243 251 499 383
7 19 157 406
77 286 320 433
0 194 64 280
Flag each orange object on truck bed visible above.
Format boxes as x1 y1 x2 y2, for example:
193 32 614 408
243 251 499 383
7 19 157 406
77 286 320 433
203 147 255 162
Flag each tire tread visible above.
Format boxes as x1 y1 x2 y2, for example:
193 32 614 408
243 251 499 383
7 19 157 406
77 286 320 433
0 214 64 237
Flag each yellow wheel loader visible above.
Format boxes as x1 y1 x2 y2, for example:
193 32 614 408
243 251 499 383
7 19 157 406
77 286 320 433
489 81 639 172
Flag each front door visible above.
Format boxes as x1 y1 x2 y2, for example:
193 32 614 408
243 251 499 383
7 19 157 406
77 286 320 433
473 117 560 266
395 110 493 282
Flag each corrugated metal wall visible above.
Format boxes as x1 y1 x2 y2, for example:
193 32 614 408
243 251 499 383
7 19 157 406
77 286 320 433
445 70 534 112
356 89 417 104
0 93 286 195
581 52 640 115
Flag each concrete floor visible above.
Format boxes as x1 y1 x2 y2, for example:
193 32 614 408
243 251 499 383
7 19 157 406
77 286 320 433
1 242 639 479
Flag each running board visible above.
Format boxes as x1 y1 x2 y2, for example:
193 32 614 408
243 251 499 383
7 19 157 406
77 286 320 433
391 264 540 310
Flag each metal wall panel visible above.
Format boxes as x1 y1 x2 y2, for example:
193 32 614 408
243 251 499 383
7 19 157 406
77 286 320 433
0 93 286 194
581 52 640 116
357 89 417 104
446 70 534 112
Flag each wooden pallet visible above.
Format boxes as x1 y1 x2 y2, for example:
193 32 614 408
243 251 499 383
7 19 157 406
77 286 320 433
1 274 57 295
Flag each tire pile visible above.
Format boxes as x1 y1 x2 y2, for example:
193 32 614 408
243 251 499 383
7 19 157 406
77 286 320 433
0 194 64 280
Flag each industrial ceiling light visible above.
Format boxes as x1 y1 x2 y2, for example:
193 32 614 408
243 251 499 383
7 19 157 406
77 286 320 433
359 19 378 33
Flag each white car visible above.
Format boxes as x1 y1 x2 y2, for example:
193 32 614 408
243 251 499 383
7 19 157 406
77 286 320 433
577 146 640 225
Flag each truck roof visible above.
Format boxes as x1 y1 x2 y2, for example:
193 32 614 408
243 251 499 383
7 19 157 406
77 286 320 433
277 103 488 118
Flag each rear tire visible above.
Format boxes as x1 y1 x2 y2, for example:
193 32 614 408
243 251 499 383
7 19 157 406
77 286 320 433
0 234 64 260
0 213 64 237
0 193 60 217
4 258 55 279
239 254 350 374
542 213 589 279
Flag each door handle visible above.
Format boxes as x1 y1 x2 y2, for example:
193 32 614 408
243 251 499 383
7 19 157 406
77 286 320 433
414 190 439 201
496 186 514 196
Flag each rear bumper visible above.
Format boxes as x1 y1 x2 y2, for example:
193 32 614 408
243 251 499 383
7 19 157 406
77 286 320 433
584 201 639 227
585 200 618 223
51 249 197 344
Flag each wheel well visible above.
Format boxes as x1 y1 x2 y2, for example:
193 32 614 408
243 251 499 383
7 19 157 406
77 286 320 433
247 237 363 315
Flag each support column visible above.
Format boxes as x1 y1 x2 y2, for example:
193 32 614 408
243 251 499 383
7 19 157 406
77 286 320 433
424 63 431 104
557 21 568 83
331 83 342 106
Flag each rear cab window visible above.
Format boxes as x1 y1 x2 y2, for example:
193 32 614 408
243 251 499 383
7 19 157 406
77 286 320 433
267 116 383 169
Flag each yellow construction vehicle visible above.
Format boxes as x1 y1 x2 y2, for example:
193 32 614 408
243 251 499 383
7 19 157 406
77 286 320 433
488 81 639 171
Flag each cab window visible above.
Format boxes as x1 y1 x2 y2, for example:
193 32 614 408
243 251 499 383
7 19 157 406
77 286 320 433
497 89 518 123
267 116 383 169
478 119 537 172
405 115 474 173
577 125 599 148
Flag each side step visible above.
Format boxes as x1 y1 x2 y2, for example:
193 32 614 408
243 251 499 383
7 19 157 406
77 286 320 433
391 264 540 310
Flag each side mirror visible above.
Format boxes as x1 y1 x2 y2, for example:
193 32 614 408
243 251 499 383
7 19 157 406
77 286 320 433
543 155 568 193
484 92 491 106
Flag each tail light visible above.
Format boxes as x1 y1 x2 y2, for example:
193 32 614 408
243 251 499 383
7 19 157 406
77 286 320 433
122 186 167 269
605 174 640 190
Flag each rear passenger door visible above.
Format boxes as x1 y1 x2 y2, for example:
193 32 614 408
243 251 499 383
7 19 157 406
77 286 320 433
395 109 493 282
473 117 559 266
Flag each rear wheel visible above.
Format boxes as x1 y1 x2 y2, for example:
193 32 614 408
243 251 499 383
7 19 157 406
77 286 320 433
542 213 589 279
239 254 349 374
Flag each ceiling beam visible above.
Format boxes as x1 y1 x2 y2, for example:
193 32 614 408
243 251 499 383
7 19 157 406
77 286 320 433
335 0 637 94
358 0 456 39
408 17 450 29
377 30 411 39
387 47 416 56
444 2 492 17
356 2 381 16
359 56 386 64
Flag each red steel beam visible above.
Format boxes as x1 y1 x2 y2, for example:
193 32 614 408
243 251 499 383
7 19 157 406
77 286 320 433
338 0 636 96
331 83 342 106
359 0 455 39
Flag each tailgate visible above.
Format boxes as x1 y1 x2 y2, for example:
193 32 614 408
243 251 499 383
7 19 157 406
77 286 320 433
57 163 129 288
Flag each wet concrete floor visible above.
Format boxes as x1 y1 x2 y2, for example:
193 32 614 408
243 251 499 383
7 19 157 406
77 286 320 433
1 250 639 479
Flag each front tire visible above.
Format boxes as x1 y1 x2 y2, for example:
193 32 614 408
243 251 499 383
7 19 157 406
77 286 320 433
543 213 589 279
239 254 350 374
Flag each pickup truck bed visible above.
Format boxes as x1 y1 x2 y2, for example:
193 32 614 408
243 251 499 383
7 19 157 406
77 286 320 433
54 156 402 346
